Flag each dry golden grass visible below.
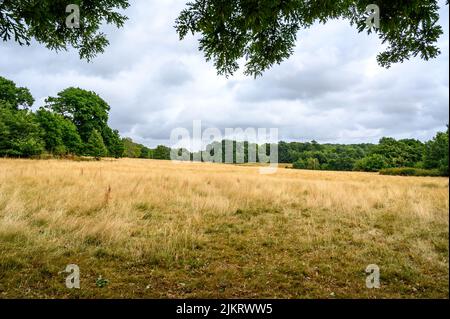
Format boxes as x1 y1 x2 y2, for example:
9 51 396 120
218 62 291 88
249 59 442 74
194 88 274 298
0 158 448 298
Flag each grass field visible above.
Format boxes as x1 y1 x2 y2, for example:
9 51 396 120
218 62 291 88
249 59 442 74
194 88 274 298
0 158 448 298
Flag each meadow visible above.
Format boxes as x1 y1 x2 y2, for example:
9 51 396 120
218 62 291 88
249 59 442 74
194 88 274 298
0 158 448 298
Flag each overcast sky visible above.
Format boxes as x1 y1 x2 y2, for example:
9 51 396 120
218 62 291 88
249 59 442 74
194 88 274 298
1 0 449 148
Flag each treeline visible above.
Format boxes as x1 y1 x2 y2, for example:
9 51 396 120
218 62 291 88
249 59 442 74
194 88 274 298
288 135 449 176
123 134 449 176
1 76 448 176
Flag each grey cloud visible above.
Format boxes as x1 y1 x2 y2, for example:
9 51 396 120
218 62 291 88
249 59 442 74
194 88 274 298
157 61 193 87
0 0 448 148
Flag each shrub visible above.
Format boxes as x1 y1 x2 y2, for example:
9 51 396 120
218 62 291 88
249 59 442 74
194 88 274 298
354 154 388 172
379 167 443 177
293 158 320 170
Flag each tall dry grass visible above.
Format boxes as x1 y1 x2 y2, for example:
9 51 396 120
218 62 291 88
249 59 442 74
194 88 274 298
0 158 448 298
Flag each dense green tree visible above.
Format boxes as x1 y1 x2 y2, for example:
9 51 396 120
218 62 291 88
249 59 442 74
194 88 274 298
0 76 34 109
85 129 108 158
122 138 143 158
153 145 171 160
60 117 84 155
41 86 123 158
354 154 389 172
323 149 355 171
101 126 124 158
0 102 44 156
424 127 449 176
369 137 425 168
176 0 446 77
398 139 426 167
35 108 83 155
278 141 292 163
45 87 110 142
35 109 65 155
0 0 129 60
40 86 123 158
140 146 153 159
